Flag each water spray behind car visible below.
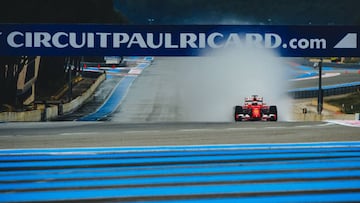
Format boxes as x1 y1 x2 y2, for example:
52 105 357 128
176 46 292 122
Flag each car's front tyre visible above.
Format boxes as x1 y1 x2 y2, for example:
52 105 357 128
269 106 278 121
234 106 243 121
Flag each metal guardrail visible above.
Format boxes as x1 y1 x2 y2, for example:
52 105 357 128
80 61 127 69
289 82 360 99
289 82 360 114
341 104 360 114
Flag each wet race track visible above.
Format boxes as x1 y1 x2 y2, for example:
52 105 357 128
1 57 360 202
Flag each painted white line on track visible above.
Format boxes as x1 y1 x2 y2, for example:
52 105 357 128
290 72 341 81
317 123 336 127
59 132 99 136
265 126 288 129
2 141 360 156
123 130 161 134
178 129 213 132
326 120 360 128
225 128 257 131
48 152 98 155
1 140 360 151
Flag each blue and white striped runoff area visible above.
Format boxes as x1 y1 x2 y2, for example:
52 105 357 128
1 141 360 202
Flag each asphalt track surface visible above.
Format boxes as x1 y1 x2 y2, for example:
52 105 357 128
1 57 360 202
0 121 359 148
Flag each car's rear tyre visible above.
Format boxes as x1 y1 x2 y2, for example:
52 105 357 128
234 106 243 121
269 106 278 121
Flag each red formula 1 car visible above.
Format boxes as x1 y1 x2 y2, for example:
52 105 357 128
234 95 277 121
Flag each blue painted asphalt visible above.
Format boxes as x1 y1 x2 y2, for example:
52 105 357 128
1 146 360 161
291 64 335 79
293 65 334 72
289 63 360 92
1 142 360 202
2 180 360 202
78 58 151 121
2 141 360 154
295 72 318 79
2 170 360 192
78 75 137 121
1 157 359 182
139 193 360 203
2 151 360 169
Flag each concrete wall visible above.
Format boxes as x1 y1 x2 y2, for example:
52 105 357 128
311 99 342 113
45 106 59 121
62 73 105 115
0 110 42 122
0 73 105 122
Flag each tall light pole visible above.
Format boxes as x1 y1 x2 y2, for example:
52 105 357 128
314 58 323 115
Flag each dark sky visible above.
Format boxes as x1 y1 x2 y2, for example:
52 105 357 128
1 0 360 25
0 0 125 23
116 0 360 25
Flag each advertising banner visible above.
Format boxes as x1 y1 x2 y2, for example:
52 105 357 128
0 24 359 57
